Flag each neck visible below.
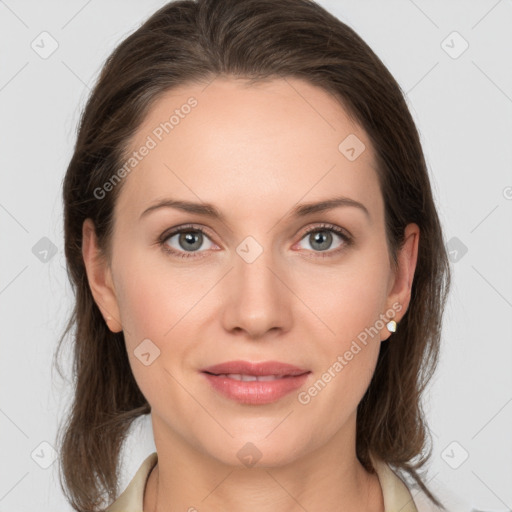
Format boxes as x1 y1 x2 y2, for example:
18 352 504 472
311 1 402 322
143 415 384 512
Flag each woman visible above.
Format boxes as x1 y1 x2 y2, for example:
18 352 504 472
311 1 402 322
55 0 453 510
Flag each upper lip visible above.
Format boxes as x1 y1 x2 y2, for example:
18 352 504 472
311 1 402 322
201 360 310 377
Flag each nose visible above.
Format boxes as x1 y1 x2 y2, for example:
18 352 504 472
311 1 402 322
220 243 293 340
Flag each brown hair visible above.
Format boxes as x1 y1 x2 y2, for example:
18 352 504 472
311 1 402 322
54 0 451 510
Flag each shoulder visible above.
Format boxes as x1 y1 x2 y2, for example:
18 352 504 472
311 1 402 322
105 452 158 512
393 467 474 512
406 481 474 512
369 452 472 512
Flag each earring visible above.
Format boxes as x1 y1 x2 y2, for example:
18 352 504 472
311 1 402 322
386 320 397 333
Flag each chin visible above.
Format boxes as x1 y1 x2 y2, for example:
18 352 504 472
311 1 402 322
201 433 308 469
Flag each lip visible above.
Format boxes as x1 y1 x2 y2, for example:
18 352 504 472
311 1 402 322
201 360 309 377
200 360 311 405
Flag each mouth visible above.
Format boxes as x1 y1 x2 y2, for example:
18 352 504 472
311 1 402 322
200 361 311 404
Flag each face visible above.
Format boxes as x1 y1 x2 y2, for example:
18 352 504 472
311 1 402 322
83 76 418 468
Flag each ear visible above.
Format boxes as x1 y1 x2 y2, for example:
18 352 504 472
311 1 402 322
82 218 123 333
380 223 420 341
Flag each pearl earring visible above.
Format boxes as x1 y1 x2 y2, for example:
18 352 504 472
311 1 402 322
386 320 397 333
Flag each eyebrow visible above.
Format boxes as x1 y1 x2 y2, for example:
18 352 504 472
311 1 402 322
139 196 370 221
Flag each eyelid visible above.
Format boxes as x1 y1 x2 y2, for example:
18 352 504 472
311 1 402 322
297 222 352 240
158 223 218 246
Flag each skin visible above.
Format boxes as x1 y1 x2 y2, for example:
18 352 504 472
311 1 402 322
82 76 419 512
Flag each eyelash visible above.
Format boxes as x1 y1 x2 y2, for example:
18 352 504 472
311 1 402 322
157 223 353 260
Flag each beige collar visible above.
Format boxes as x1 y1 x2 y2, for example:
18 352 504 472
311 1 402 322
368 451 419 512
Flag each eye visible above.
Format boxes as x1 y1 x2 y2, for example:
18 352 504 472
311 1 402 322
158 224 216 259
295 223 352 257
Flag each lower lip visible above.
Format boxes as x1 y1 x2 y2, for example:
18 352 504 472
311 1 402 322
202 372 311 405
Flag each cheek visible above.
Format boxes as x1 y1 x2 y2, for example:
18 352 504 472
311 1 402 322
114 248 202 341
113 262 189 410
115 268 163 344
295 255 390 344
112 251 212 390
296 263 386 432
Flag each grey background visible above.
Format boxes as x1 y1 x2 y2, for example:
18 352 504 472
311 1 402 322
1 0 511 510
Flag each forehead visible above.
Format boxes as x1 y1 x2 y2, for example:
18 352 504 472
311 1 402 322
115 76 381 224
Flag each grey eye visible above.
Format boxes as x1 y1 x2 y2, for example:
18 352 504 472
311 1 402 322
297 229 345 252
166 230 214 253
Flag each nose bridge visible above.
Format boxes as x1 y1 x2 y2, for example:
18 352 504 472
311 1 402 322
223 233 290 336
235 233 283 301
